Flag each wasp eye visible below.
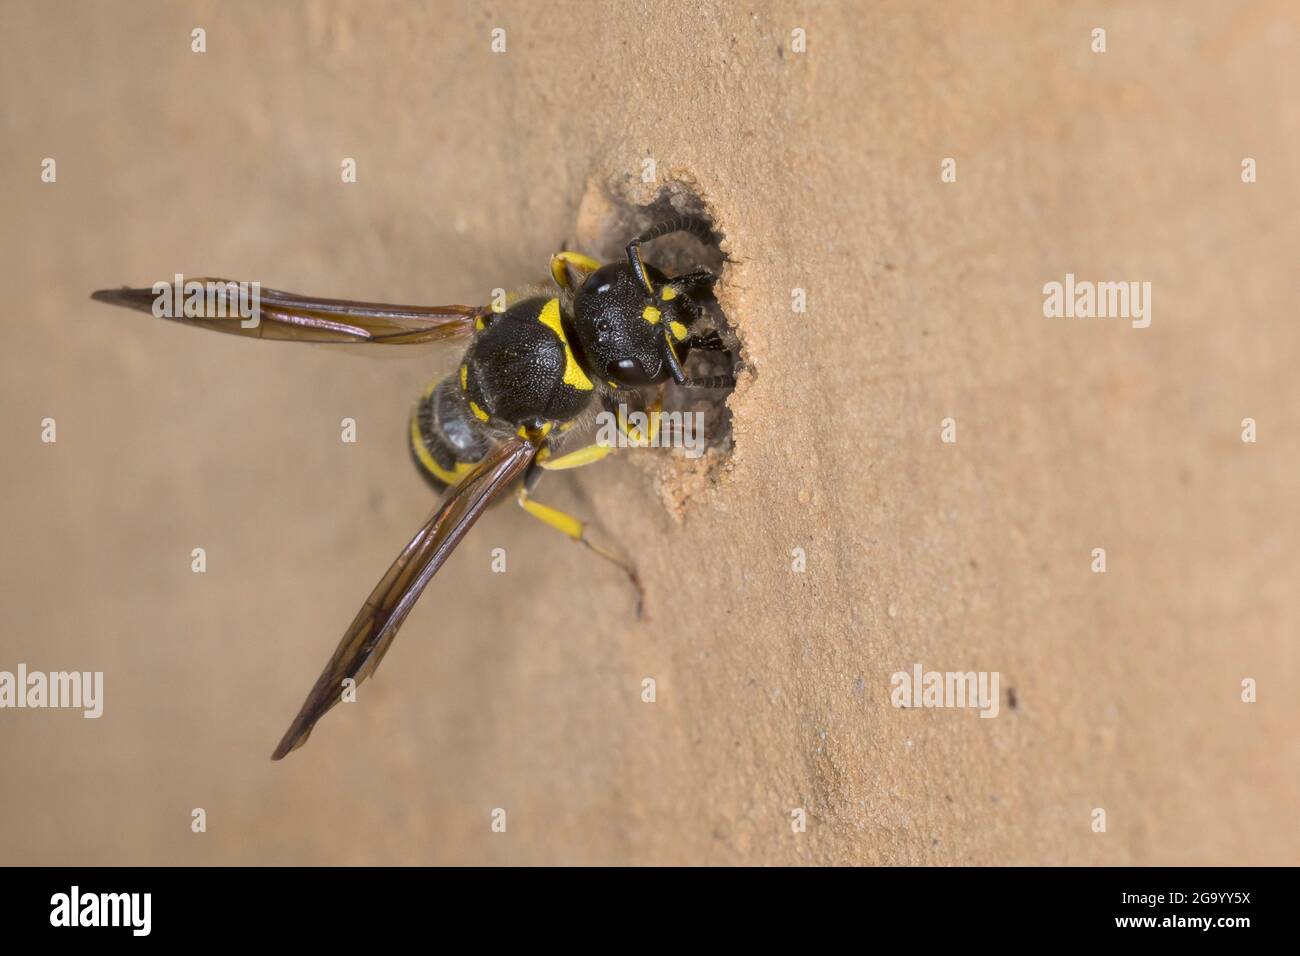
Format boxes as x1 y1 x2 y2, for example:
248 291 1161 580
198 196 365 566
581 262 623 297
607 357 654 385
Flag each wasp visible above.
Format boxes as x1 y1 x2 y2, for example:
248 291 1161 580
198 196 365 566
91 216 734 759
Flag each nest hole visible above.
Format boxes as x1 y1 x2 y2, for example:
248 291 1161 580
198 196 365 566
574 180 740 459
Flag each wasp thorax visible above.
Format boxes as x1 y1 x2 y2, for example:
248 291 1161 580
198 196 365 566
460 297 593 427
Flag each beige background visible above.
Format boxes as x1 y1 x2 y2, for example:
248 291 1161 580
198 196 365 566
1 0 1296 865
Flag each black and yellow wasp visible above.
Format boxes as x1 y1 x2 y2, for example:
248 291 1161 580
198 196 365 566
91 216 733 760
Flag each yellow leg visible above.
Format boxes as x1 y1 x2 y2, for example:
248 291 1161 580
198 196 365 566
538 443 615 471
550 250 602 291
537 395 660 471
516 485 644 617
516 488 584 540
616 393 663 445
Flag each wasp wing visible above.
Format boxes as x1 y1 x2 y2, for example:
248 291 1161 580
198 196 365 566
91 278 484 345
271 434 537 760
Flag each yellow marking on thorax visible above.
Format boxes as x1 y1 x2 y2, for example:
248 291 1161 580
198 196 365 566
409 409 476 486
469 401 490 422
459 365 468 390
660 286 678 301
670 321 688 341
536 298 593 391
642 305 662 324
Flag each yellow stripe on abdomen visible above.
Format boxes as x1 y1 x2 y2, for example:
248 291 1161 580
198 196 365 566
409 407 476 487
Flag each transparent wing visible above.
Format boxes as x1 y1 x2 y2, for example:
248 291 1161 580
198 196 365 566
270 434 537 760
91 278 485 345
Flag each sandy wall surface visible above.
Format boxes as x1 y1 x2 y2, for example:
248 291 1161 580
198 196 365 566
1 0 1296 864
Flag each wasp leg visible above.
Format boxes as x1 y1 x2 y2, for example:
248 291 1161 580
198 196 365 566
667 267 717 293
537 391 661 470
549 250 602 291
626 216 715 295
613 392 663 445
537 443 615 470
682 330 727 351
518 454 645 616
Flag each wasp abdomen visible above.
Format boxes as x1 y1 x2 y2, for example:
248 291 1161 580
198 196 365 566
409 376 494 491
